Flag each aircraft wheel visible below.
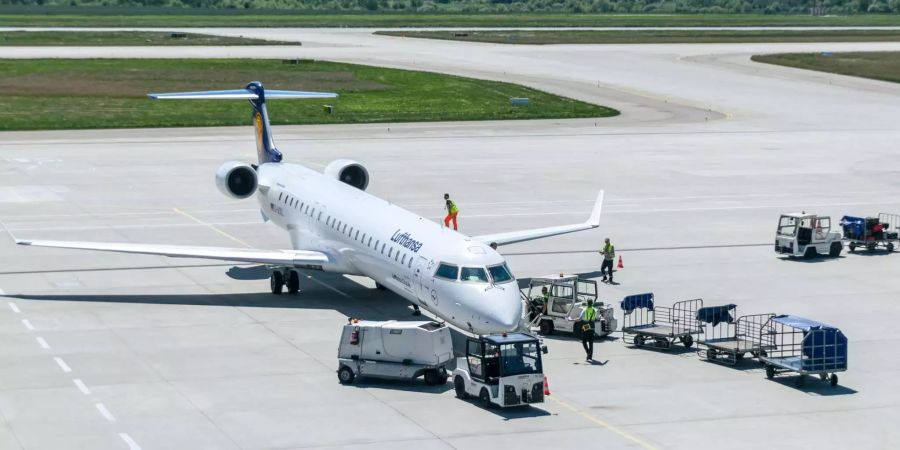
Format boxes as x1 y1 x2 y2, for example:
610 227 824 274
270 271 284 295
287 270 300 294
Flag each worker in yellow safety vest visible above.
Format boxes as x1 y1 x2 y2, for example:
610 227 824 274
443 193 459 230
579 300 598 361
600 238 615 284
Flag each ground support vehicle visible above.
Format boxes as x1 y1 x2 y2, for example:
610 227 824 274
522 274 617 338
696 304 774 365
337 319 452 385
758 315 848 387
840 213 899 253
775 213 843 258
620 293 703 350
453 333 548 408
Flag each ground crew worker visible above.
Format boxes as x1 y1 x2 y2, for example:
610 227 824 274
443 193 459 230
600 237 615 284
577 300 598 361
541 286 550 314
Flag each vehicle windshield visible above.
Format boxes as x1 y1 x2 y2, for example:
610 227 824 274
499 341 542 376
487 263 515 284
460 266 489 283
778 216 798 237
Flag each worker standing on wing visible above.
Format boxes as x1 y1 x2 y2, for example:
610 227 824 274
600 238 615 284
444 193 459 230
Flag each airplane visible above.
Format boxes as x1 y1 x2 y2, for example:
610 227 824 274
15 81 604 335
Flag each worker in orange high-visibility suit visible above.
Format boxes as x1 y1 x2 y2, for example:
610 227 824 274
443 193 459 230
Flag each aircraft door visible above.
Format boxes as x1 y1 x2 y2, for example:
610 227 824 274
414 257 436 307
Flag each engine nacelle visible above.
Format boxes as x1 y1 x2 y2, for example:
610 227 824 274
215 161 258 199
325 159 369 191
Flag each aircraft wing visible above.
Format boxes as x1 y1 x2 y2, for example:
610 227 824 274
473 191 604 247
15 239 329 266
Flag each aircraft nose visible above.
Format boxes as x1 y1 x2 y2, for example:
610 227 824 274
489 287 523 331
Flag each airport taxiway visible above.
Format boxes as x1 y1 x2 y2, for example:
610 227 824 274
1 30 900 450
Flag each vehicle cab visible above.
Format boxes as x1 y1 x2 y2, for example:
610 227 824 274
452 333 547 408
523 274 616 337
775 213 842 258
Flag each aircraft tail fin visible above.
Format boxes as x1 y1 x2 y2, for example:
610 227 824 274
149 82 338 164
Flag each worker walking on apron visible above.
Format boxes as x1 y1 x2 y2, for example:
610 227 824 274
579 300 598 361
444 193 459 230
600 238 615 284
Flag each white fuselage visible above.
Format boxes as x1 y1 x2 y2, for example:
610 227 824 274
256 162 522 334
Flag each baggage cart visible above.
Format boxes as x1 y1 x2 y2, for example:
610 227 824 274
758 315 848 387
620 293 703 350
696 304 774 365
840 213 899 253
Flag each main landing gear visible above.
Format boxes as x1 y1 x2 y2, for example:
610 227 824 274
270 268 300 295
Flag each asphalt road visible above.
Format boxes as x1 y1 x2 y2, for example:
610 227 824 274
1 30 899 450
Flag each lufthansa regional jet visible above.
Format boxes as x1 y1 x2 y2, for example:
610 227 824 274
16 82 603 335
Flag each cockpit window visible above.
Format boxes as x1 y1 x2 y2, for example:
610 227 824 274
460 267 489 283
487 264 514 284
435 263 459 280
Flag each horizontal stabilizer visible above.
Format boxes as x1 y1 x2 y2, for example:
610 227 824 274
16 239 329 267
148 89 338 100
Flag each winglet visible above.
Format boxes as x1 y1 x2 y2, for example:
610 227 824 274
586 190 604 227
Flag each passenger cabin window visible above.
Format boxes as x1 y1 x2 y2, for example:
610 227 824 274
278 193 283 201
401 255 406 265
461 267 489 283
435 263 459 280
388 248 393 258
355 230 359 240
487 264 514 284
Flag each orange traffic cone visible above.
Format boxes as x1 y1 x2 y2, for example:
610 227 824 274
543 376 551 396
617 255 624 270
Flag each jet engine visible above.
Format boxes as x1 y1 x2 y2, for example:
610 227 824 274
325 159 369 191
215 161 258 199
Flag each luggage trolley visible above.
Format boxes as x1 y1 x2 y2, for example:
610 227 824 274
758 315 848 387
840 213 899 253
620 293 703 350
696 304 774 365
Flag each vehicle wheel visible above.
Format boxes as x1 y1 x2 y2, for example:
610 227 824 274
425 369 446 386
803 247 817 259
454 376 468 399
706 348 717 360
867 242 876 252
888 243 895 253
479 388 493 408
634 335 645 347
765 365 775 379
287 270 300 294
438 372 449 386
830 374 839 387
539 320 554 336
270 271 284 295
849 242 857 252
735 352 745 362
681 335 694 348
338 366 355 384
829 242 842 257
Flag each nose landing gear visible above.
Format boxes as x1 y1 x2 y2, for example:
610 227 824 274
269 268 301 295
